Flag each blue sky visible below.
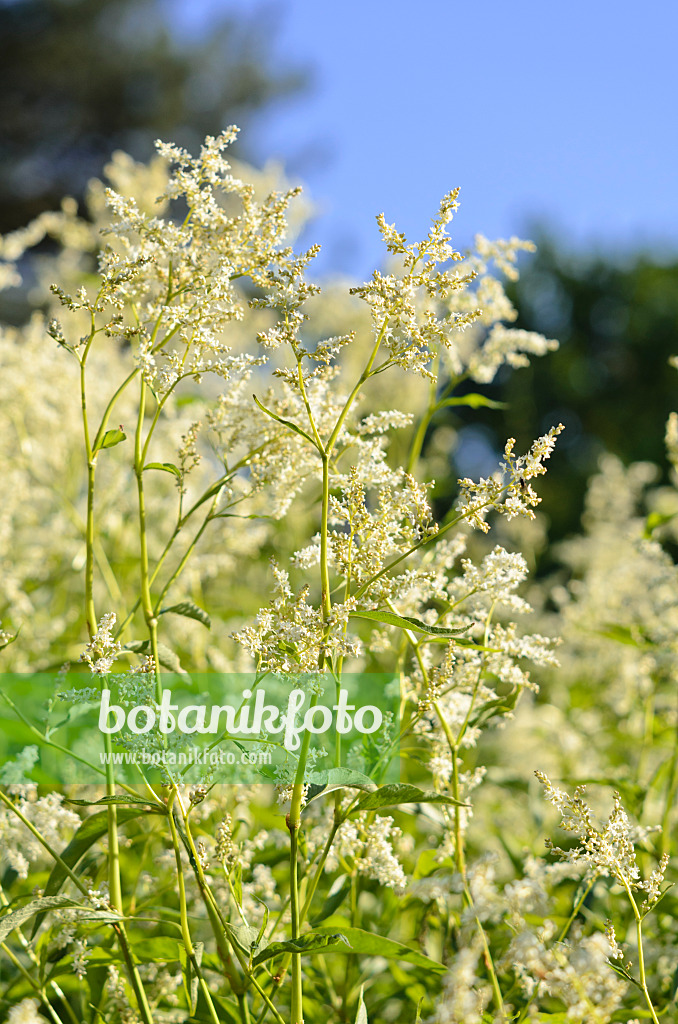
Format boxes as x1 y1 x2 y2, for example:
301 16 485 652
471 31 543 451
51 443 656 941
171 0 678 278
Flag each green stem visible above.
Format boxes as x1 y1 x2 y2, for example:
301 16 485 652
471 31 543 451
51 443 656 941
173 793 245 994
78 325 125 976
112 923 156 1024
0 941 65 1024
254 820 342 1024
102 731 123 915
405 354 441 474
152 503 217 615
660 717 678 859
621 878 661 1024
167 796 222 1024
432 698 504 1017
320 454 331 620
288 824 303 1024
325 322 387 456
0 791 154 1024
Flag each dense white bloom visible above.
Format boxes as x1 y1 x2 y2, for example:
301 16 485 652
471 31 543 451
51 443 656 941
6 999 47 1024
0 793 80 879
80 611 123 675
456 425 564 532
537 774 668 907
435 939 491 1024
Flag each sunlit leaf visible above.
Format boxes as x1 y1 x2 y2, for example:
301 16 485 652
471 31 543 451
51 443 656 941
159 600 211 630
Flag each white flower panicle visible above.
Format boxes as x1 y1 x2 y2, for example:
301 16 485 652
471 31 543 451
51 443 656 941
6 999 48 1024
536 773 668 907
80 612 123 675
456 424 564 532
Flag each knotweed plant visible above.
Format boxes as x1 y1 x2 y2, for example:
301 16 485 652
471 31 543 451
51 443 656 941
0 129 674 1024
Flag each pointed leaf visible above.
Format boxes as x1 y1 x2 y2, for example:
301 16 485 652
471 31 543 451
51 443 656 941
596 624 644 648
159 601 211 630
315 927 446 973
144 461 182 479
355 985 368 1024
254 896 270 949
350 610 470 638
1 897 120 943
233 862 243 911
310 879 352 928
252 394 319 448
308 768 376 789
252 932 350 967
436 394 507 411
33 807 163 936
66 795 166 810
352 784 463 813
94 428 126 452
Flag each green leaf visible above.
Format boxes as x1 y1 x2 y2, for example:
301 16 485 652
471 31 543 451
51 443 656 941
253 896 270 949
310 878 352 928
308 767 376 789
125 639 188 676
644 510 678 538
47 937 181 980
355 985 368 1024
435 393 507 411
314 927 446 973
180 941 203 1015
94 428 126 452
641 882 674 919
208 993 243 1024
225 922 259 959
596 623 643 647
469 687 521 727
232 863 243 911
252 394 319 449
251 932 350 967
350 609 471 638
65 795 166 810
159 601 211 630
607 958 644 991
352 784 463 813
33 807 163 936
144 461 182 479
305 767 377 806
1 897 119 943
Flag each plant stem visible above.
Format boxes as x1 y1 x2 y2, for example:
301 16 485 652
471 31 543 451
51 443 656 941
0 791 154 1024
167 795 222 1024
78 325 125 971
0 942 65 1024
288 822 303 1024
405 354 440 474
621 879 661 1024
432 698 505 1017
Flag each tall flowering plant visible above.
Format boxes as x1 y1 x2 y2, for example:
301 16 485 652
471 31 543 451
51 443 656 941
0 130 672 1024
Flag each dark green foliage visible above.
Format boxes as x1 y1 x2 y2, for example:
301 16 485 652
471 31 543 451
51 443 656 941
435 239 678 547
0 0 308 233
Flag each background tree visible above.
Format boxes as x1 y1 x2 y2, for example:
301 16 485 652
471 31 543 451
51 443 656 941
0 0 307 233
433 241 678 550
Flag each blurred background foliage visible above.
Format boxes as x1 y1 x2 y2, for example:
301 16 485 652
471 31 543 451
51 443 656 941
1 0 677 559
433 244 678 552
0 0 307 234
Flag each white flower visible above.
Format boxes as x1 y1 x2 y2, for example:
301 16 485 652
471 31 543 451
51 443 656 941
6 999 47 1024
